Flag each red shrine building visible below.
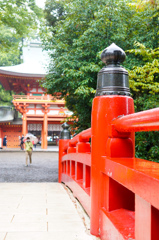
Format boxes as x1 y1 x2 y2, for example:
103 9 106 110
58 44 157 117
0 41 73 149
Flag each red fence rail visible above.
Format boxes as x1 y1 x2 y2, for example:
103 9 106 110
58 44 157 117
58 44 159 240
59 106 159 240
59 128 91 215
113 107 159 132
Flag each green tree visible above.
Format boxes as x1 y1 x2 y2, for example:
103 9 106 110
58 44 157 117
129 42 159 96
0 0 42 38
0 85 13 106
0 0 43 66
133 94 159 162
44 0 66 28
41 0 158 132
128 43 159 162
0 0 44 106
0 25 22 66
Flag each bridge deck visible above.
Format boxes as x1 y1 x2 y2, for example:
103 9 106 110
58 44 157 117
0 183 96 240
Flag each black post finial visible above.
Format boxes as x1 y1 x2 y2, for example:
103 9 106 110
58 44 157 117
96 43 130 96
60 122 71 139
101 43 126 65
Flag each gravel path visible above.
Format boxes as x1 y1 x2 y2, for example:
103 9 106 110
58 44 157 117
0 152 58 182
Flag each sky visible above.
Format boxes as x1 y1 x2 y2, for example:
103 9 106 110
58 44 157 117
35 0 46 9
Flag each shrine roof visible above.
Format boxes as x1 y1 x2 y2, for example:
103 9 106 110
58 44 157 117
0 65 45 78
0 41 49 78
0 106 14 122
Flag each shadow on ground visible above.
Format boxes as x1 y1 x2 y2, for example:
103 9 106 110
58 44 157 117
0 152 58 182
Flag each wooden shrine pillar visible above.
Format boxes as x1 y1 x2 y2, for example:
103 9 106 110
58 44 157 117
43 113 48 149
42 104 50 149
22 105 28 136
0 127 2 148
41 123 44 149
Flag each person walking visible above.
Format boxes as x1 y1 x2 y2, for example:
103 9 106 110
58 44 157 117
25 137 33 167
3 135 7 148
20 135 24 150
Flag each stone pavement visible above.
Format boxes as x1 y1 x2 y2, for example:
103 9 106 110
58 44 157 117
0 152 58 182
0 151 98 240
0 183 96 240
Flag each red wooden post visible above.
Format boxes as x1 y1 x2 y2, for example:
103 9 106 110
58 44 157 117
42 104 50 149
135 195 151 240
91 43 135 236
59 139 69 182
70 160 75 177
83 165 91 188
67 142 76 153
58 123 71 183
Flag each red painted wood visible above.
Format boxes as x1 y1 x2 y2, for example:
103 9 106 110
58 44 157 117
76 142 91 153
67 146 76 153
101 157 159 210
61 173 91 216
91 96 134 236
1 125 22 148
62 153 91 166
70 160 75 177
75 162 83 181
59 139 70 183
66 160 70 175
59 95 159 240
100 208 135 240
151 206 159 240
69 128 91 146
83 165 91 188
135 195 151 240
113 107 159 132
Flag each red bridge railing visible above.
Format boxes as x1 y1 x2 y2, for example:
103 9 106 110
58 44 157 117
59 128 91 215
58 44 159 240
113 107 159 132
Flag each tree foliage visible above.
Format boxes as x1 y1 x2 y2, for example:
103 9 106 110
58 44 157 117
41 0 159 161
0 25 22 66
0 0 43 106
41 0 158 133
0 0 43 66
129 42 159 96
44 0 66 28
0 85 13 106
134 94 159 162
128 43 159 162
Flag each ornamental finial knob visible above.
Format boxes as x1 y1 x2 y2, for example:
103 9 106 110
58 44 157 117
96 43 130 96
60 122 71 139
101 43 126 65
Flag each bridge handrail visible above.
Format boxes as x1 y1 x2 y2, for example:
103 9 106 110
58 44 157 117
60 112 159 239
59 131 91 215
70 128 91 143
112 107 159 132
63 128 91 151
59 44 159 240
